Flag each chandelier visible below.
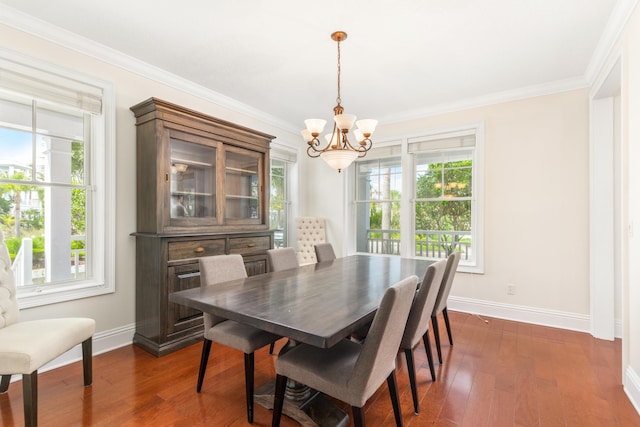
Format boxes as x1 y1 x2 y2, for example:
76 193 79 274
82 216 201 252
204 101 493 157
301 31 377 173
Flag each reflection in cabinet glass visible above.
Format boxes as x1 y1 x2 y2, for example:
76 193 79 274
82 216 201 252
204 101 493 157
170 139 216 219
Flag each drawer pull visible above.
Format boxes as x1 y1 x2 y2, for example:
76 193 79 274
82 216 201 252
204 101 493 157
194 247 205 254
247 243 256 248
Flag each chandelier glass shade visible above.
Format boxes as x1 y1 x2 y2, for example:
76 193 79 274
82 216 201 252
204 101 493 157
301 31 377 173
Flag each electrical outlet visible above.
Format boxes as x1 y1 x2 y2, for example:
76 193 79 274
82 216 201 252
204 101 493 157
507 284 516 295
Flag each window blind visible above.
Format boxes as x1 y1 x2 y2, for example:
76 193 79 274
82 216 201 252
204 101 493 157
0 57 103 114
408 130 475 153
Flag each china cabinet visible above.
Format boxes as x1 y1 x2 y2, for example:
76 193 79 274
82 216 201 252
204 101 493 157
130 98 275 356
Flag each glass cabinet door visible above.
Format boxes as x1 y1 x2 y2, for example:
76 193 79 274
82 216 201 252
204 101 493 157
170 138 216 221
225 148 261 222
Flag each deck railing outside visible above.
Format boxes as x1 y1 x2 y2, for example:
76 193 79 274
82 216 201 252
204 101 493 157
11 235 86 286
366 229 471 260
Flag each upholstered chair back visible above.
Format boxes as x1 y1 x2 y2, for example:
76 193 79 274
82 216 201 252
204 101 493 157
295 217 326 265
350 275 418 406
267 247 299 272
199 254 247 329
433 251 462 314
0 228 20 329
401 259 447 350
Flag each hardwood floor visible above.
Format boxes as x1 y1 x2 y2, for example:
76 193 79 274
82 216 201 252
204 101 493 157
2 311 639 426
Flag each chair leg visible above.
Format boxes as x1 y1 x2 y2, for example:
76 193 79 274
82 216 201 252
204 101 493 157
443 307 454 345
422 330 436 381
387 371 403 427
404 348 420 414
431 315 443 364
351 406 366 427
22 371 37 427
272 374 288 427
244 352 255 424
0 375 10 393
196 339 212 392
82 337 93 386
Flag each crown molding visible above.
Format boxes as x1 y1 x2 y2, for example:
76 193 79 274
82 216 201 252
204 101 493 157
0 4 298 134
585 0 640 85
379 76 589 125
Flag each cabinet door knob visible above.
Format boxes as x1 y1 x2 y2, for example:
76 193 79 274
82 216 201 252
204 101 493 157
247 243 256 248
194 247 205 254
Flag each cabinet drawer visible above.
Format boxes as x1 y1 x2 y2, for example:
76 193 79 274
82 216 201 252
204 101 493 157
229 236 271 255
168 239 225 261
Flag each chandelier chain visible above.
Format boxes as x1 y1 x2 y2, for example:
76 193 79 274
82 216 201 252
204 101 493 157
336 38 342 106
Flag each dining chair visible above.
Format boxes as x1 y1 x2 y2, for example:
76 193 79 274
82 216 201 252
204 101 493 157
296 217 326 265
0 229 95 427
314 242 336 263
197 254 279 424
267 247 299 272
431 251 462 363
399 258 447 414
266 247 299 354
271 275 419 427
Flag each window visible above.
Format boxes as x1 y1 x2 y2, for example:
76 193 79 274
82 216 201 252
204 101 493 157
409 128 482 269
351 125 483 272
269 145 297 248
0 49 115 307
354 157 402 254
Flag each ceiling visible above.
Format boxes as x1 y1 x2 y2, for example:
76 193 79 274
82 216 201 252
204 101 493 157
1 0 621 131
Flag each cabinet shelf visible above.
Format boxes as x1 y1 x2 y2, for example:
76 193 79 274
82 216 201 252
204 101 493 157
226 166 257 174
226 195 258 200
172 158 214 168
172 191 214 197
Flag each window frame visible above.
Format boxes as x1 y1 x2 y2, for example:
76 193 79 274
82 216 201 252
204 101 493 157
0 47 116 308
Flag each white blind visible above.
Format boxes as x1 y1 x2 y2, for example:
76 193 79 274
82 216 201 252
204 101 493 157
408 130 475 153
271 144 297 163
0 57 103 114
356 141 402 161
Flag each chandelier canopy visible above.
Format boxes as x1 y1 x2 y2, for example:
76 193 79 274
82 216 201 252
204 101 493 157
301 31 377 172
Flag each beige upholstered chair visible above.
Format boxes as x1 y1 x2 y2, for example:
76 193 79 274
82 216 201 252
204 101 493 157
197 254 279 424
314 242 336 263
271 275 419 427
400 258 447 414
267 247 299 272
431 252 462 363
0 229 95 427
265 247 298 354
295 217 326 265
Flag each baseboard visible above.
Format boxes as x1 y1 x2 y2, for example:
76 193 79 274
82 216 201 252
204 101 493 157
625 366 640 415
447 296 591 333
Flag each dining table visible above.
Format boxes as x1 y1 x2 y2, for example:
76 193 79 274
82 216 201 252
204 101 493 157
169 254 434 426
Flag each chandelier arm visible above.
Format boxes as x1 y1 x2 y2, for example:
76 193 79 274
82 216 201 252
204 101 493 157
306 144 322 158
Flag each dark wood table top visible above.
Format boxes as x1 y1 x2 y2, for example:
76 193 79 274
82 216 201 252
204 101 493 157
169 254 434 348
